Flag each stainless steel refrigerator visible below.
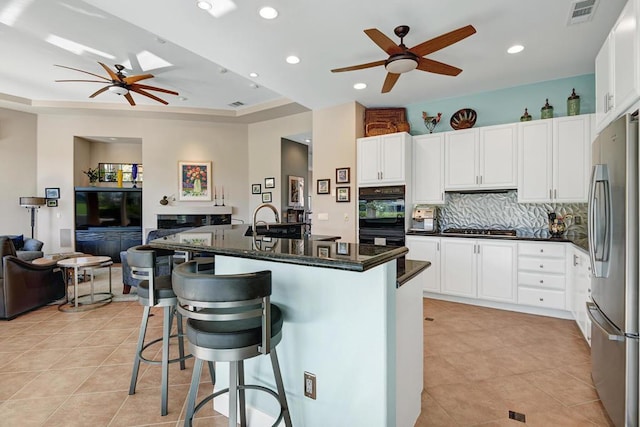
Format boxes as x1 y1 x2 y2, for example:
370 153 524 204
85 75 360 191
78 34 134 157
587 112 639 427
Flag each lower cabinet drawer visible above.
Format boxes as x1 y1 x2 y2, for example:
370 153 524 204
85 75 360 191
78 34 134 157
518 287 565 310
518 272 565 290
518 257 565 274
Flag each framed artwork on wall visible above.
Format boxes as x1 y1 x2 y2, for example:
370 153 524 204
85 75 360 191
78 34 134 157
336 186 350 203
45 188 60 199
317 179 330 194
265 177 275 188
252 184 261 194
336 167 350 184
288 176 304 208
262 192 272 203
178 161 212 201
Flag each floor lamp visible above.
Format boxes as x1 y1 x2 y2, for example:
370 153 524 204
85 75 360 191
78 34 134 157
19 197 46 239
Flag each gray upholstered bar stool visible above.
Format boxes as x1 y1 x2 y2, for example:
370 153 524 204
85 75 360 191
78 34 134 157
127 245 211 416
172 261 293 427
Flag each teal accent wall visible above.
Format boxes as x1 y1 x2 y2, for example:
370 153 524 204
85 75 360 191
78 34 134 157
405 74 595 135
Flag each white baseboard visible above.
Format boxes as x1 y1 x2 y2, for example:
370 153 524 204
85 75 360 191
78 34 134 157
213 392 282 427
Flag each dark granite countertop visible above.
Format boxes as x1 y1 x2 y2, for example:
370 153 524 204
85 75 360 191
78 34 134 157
397 259 430 288
406 230 588 253
150 225 407 272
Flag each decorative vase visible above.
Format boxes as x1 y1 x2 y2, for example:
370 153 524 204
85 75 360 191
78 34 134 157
541 98 554 119
194 178 202 194
567 88 580 116
89 181 97 187
520 108 532 122
131 164 138 188
117 170 123 188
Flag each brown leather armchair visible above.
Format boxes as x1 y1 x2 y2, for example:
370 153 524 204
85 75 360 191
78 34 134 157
0 237 65 320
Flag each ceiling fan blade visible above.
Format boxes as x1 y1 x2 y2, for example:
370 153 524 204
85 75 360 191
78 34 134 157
417 58 462 76
55 79 109 83
130 87 169 105
409 25 476 57
98 62 121 82
125 93 136 106
123 74 154 85
381 72 401 93
364 29 403 55
54 64 110 81
131 83 179 95
331 60 386 73
89 86 109 98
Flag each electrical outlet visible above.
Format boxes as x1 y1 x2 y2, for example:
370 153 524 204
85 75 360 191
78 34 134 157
574 215 582 225
344 213 349 222
304 371 316 399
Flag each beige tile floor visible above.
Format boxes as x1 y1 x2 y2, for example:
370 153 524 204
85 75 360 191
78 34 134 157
0 298 614 426
417 298 614 427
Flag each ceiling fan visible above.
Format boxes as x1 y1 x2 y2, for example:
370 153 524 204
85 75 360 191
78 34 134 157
331 24 476 93
54 62 179 106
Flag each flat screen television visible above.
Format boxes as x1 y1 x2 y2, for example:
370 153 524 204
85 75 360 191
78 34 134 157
75 188 142 229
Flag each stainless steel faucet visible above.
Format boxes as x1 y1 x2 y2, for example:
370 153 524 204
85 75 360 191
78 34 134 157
252 203 280 232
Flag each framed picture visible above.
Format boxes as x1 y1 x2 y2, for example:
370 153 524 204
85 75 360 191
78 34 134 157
45 187 60 199
265 177 275 188
288 176 304 208
317 179 330 194
178 161 212 201
262 192 272 203
336 167 350 184
317 245 331 258
46 199 58 207
252 184 261 194
336 241 350 255
336 186 350 202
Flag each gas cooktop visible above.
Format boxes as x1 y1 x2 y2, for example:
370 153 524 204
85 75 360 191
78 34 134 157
442 228 517 237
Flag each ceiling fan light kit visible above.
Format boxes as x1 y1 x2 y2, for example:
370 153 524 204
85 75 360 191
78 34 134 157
331 24 476 93
55 61 179 106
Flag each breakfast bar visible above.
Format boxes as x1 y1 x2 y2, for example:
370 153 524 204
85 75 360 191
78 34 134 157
151 225 428 427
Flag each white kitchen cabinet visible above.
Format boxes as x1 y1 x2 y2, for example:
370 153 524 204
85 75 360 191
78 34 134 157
444 124 517 191
477 240 517 303
405 235 440 292
569 248 592 345
595 0 640 133
517 242 567 310
440 238 516 302
357 132 411 186
518 115 592 203
413 133 445 204
441 238 477 297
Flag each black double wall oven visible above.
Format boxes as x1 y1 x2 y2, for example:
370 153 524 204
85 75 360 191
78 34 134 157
358 185 405 247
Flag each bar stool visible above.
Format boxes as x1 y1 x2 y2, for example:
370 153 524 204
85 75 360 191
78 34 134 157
127 245 210 416
172 261 293 427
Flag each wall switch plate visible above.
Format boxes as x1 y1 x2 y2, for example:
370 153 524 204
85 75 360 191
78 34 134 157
304 371 316 399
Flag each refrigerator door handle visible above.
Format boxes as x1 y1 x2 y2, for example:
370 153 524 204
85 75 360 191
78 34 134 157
586 301 625 342
588 164 612 278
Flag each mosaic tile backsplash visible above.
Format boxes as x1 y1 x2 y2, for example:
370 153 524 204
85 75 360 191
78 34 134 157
437 190 588 238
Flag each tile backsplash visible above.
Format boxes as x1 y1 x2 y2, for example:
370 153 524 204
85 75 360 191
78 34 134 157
437 190 587 237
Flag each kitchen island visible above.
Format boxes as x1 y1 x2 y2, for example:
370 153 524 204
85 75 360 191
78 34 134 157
150 225 428 427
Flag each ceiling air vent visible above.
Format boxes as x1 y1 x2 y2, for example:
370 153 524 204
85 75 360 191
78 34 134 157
228 101 245 107
568 0 598 25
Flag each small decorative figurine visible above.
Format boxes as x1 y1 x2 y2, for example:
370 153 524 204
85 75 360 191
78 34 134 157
520 108 532 122
541 98 554 119
422 111 442 133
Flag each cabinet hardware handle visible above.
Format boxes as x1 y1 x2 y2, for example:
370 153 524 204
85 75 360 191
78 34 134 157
480 176 483 184
436 242 440 251
539 298 544 301
540 249 544 253
554 189 557 199
573 255 578 266
549 189 552 199
475 176 478 184
540 264 544 268
540 280 544 283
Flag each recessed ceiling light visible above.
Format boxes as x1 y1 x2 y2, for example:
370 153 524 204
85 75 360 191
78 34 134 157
196 1 212 10
259 6 278 19
507 44 524 54
353 83 367 90
286 55 300 64
249 72 259 78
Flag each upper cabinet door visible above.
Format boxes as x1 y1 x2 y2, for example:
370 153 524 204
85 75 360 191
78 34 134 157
413 133 445 204
380 133 406 183
612 0 639 117
595 35 614 133
357 136 382 185
479 124 517 189
553 115 592 203
444 128 478 189
518 120 553 203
